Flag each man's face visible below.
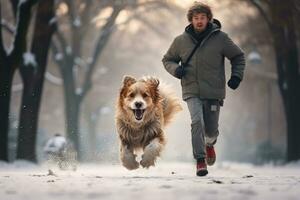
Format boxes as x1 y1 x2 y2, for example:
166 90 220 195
191 13 209 32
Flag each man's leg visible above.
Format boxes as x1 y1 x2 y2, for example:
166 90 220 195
203 100 220 145
186 97 206 160
203 99 221 166
186 97 208 176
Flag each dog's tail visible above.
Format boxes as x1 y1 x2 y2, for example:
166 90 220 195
159 83 183 126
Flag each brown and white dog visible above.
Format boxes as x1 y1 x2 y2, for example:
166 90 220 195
115 76 182 170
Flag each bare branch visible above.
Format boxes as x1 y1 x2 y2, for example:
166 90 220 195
51 42 73 85
10 0 38 67
65 0 79 31
0 19 15 34
136 15 169 39
79 5 123 101
78 2 93 38
134 0 183 16
64 0 82 57
14 36 63 88
135 0 169 8
249 0 274 32
19 0 56 81
54 29 69 57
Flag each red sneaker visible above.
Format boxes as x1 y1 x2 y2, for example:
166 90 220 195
206 145 216 166
196 160 208 176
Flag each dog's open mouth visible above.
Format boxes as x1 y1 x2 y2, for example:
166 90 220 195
132 109 145 121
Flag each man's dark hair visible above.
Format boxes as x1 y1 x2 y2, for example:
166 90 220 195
187 2 213 22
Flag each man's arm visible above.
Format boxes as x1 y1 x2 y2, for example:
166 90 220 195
222 33 246 81
162 37 181 78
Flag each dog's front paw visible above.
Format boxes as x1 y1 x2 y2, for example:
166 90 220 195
140 155 155 168
123 159 140 170
121 153 139 170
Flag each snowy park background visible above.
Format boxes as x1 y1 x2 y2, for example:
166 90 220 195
1 0 300 200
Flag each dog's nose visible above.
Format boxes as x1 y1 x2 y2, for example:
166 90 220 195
135 102 143 109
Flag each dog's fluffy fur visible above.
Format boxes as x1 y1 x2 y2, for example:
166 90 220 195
115 75 182 170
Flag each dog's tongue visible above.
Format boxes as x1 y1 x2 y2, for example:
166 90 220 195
135 109 143 120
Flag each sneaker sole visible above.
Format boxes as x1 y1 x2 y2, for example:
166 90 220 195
207 158 216 166
197 169 208 176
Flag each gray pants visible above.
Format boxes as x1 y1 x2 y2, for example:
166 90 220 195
186 97 221 159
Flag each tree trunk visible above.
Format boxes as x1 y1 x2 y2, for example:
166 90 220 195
59 57 83 160
16 0 55 162
273 45 300 161
286 62 300 161
0 66 14 161
65 90 81 158
270 0 300 161
17 80 40 162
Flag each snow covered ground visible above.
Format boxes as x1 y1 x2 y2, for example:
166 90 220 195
0 161 300 200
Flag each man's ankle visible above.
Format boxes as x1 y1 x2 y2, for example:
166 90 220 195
197 158 205 163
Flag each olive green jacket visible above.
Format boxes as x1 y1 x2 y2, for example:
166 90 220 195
162 23 245 100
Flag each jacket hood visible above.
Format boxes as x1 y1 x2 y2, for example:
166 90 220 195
212 18 222 29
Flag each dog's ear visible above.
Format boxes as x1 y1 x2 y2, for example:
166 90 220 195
122 75 136 87
119 76 136 100
147 77 161 104
147 78 160 89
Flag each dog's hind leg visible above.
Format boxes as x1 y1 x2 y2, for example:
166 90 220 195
140 138 164 168
120 144 139 170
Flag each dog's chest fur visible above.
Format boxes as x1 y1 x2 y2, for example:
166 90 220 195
117 118 163 148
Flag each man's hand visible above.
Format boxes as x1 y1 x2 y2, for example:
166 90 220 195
175 65 186 79
227 76 241 90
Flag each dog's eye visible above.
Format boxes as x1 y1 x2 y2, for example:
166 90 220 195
128 93 135 98
142 93 149 98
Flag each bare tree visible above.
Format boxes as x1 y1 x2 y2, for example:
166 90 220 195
247 0 300 161
16 0 56 162
0 0 38 161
